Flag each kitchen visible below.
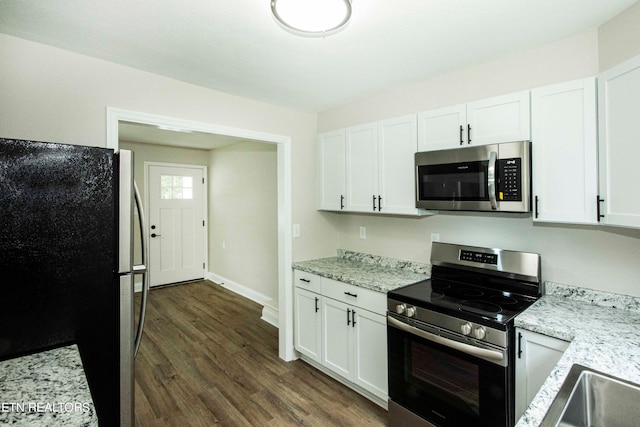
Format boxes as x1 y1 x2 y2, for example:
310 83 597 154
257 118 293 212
1 1 640 426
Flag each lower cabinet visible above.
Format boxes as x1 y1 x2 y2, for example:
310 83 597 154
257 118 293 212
514 328 570 420
293 271 388 404
294 287 322 363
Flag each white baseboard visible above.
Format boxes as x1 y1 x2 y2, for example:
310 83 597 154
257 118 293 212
206 272 279 329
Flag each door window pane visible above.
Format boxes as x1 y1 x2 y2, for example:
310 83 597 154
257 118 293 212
161 175 194 199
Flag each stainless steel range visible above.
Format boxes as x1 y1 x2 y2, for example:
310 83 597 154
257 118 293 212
387 242 542 427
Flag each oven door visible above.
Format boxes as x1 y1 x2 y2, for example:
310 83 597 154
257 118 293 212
415 144 498 211
387 315 511 427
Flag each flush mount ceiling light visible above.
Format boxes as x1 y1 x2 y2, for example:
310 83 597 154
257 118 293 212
271 0 352 37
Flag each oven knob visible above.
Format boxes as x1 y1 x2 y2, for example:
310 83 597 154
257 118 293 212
395 303 406 315
473 326 486 340
406 306 416 317
461 322 472 336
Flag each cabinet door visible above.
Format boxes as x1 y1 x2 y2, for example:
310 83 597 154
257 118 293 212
345 123 378 212
598 54 640 228
514 329 569 420
417 104 467 151
353 308 388 400
378 115 420 215
294 287 322 362
467 91 531 146
532 78 598 224
322 298 353 380
317 129 346 210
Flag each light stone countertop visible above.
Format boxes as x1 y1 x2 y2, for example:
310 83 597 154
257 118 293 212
0 344 98 427
515 282 640 427
292 249 431 293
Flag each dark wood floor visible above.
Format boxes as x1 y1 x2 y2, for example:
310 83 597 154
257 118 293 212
134 280 388 426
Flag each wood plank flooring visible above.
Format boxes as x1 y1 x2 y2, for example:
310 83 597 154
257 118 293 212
134 280 388 426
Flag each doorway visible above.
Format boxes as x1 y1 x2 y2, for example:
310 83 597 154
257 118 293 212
106 107 295 361
147 163 207 287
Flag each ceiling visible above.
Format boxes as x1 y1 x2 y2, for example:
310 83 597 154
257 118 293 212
118 121 247 150
0 0 637 115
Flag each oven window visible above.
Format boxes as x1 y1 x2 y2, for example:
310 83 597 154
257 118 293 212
418 160 488 201
411 342 479 415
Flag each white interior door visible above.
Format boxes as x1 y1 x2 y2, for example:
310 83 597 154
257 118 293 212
148 164 206 287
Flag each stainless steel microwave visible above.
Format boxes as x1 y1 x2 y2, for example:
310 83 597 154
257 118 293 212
415 140 531 212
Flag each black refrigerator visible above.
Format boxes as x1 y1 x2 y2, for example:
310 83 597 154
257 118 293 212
0 138 149 426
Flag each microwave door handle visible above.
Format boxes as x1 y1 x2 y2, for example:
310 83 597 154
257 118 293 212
388 316 504 364
488 151 498 210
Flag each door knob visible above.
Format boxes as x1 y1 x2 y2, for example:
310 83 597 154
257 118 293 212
151 233 161 238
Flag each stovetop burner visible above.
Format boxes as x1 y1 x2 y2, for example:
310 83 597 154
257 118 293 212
460 300 503 318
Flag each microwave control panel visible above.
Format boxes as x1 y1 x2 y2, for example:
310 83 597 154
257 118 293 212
497 158 522 201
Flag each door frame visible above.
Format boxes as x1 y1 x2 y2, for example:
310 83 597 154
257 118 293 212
106 107 295 362
145 161 208 287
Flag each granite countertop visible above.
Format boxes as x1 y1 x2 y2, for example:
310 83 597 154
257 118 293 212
292 249 431 293
515 283 640 427
0 344 98 427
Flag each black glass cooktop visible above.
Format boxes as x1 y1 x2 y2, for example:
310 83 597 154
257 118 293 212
388 277 538 327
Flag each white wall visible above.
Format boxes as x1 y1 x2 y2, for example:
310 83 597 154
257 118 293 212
208 141 279 307
0 33 339 265
317 12 640 296
599 0 640 71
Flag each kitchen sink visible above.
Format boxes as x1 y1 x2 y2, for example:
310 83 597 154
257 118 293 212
541 364 640 427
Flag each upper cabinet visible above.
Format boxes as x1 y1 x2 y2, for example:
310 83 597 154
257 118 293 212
318 114 432 216
317 129 346 211
531 77 598 224
417 90 531 151
598 54 640 229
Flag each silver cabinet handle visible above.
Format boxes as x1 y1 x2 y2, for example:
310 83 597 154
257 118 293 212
133 181 150 358
488 151 498 210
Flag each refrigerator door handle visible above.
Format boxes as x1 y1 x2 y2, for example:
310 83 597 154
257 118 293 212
133 180 150 358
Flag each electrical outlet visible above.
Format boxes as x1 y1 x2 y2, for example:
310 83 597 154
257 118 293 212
359 226 366 239
431 233 440 243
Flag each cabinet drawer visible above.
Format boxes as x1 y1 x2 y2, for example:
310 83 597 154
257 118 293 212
322 278 386 315
294 270 322 294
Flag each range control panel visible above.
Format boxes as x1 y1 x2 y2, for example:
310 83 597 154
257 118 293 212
460 250 498 265
497 158 522 201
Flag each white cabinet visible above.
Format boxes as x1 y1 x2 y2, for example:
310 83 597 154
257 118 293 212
317 129 346 211
598 54 640 228
319 115 430 216
531 77 598 224
293 271 322 363
514 328 569 421
293 270 388 404
418 91 531 151
378 115 423 215
345 122 378 212
321 291 388 401
353 307 388 399
321 297 353 379
417 104 467 151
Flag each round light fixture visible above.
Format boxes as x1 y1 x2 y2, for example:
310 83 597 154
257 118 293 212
271 0 352 37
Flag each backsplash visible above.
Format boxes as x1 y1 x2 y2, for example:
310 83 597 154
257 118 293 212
545 282 640 312
337 249 431 275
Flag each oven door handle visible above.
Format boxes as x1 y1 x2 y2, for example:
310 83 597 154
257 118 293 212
388 316 504 363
